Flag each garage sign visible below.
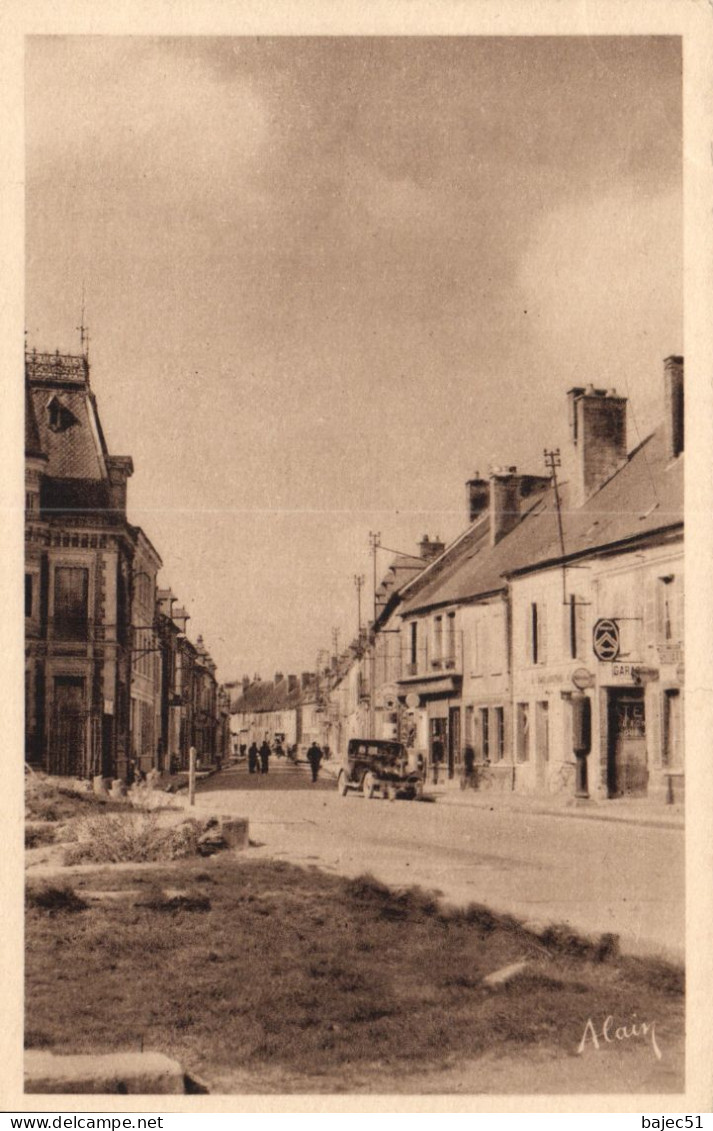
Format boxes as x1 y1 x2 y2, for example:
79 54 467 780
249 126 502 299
592 618 620 662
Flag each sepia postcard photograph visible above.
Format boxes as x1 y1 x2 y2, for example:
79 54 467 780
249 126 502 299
3 0 713 1116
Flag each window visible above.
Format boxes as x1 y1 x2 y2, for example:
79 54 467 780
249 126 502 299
516 702 530 762
569 594 580 659
493 706 505 761
25 492 37 514
410 621 418 667
54 566 89 639
480 708 490 762
25 574 33 618
529 602 547 664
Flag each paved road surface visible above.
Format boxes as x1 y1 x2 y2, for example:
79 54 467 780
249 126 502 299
204 757 334 791
196 765 684 961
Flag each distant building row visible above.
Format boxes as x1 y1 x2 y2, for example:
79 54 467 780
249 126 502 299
25 349 230 780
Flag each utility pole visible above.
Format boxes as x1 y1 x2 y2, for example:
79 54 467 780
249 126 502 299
332 626 339 664
354 573 365 636
544 448 567 603
369 531 381 624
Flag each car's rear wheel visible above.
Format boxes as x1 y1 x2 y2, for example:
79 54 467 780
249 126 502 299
362 771 377 799
337 769 349 797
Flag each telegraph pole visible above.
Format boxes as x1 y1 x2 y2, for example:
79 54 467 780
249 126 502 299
354 573 365 635
544 448 567 603
369 531 381 624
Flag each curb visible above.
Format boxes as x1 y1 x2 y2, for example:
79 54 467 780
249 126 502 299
25 1051 192 1095
432 791 683 830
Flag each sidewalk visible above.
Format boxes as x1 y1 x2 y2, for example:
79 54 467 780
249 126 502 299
429 781 684 829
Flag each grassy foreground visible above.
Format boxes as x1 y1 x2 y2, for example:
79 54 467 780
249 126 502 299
25 855 683 1094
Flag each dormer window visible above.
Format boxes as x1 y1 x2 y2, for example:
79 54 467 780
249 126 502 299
47 395 76 433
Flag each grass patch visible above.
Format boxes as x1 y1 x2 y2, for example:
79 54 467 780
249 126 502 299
25 824 56 849
26 882 88 915
25 857 684 1091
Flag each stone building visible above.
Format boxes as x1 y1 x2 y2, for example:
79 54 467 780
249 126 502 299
24 350 137 778
369 356 683 801
25 348 229 780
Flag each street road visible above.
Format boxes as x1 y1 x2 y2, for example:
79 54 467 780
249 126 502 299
195 765 684 961
207 757 334 791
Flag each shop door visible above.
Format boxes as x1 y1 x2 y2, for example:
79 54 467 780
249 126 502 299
607 688 647 797
448 707 460 780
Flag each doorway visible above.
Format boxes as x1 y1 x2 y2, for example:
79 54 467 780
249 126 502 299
52 676 87 777
607 688 647 797
448 707 461 780
535 701 549 790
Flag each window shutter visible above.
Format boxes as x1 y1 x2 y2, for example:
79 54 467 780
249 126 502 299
673 574 684 644
644 578 657 652
575 596 586 661
491 607 504 673
526 604 534 664
538 603 548 664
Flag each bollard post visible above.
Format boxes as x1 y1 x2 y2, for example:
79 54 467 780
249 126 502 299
188 746 196 807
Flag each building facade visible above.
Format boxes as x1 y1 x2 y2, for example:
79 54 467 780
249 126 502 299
25 349 229 780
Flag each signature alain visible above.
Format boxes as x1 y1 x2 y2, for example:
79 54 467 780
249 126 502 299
578 1015 662 1060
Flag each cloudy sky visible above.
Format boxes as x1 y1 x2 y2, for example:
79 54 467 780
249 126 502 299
25 35 682 680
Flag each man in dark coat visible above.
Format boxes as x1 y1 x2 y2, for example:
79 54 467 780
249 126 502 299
248 742 259 774
259 740 271 775
306 741 323 783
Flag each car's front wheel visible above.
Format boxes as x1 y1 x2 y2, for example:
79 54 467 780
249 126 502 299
337 769 349 797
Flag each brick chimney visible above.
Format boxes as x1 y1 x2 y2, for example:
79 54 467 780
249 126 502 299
663 355 684 460
242 675 250 693
465 473 489 524
567 386 627 506
418 534 445 561
489 467 551 546
489 467 521 546
300 672 314 690
274 671 284 686
287 674 299 693
105 455 134 515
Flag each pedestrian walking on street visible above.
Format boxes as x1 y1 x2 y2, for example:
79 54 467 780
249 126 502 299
248 742 259 774
259 740 271 775
307 741 323 783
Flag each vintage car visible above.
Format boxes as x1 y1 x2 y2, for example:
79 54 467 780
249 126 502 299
336 738 424 800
